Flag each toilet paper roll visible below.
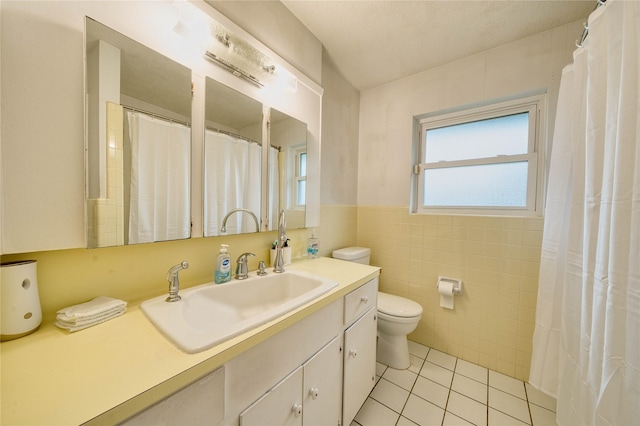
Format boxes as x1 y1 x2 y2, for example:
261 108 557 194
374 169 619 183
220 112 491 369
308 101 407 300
438 280 455 310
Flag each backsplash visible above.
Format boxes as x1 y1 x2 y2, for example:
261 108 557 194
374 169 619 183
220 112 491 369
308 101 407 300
357 206 542 382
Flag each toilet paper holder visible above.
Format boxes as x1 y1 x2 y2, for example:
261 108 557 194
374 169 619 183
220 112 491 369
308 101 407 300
437 276 463 294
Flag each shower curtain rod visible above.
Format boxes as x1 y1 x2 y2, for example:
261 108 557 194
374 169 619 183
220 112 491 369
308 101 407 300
577 0 606 47
123 105 191 127
206 126 260 145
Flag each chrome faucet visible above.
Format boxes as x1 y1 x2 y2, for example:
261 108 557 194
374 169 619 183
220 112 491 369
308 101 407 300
235 253 255 279
273 210 287 273
220 208 260 233
166 261 189 302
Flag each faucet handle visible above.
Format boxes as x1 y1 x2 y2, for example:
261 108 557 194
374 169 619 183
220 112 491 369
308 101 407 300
257 261 267 276
236 252 255 263
235 253 255 280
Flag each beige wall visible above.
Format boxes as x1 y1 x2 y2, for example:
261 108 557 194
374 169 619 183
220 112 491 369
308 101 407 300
349 20 585 382
358 207 542 381
320 50 360 206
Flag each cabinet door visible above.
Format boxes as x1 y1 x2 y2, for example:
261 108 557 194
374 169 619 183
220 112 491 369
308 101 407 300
121 367 225 425
240 366 303 426
342 307 377 426
303 336 342 426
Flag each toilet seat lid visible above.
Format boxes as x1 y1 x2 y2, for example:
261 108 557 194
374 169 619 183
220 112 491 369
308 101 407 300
377 292 423 317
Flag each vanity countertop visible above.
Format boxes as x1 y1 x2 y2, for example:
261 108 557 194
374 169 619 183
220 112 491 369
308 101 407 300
0 257 380 426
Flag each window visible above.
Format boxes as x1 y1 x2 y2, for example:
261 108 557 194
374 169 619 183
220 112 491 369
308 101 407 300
293 146 306 208
412 94 545 216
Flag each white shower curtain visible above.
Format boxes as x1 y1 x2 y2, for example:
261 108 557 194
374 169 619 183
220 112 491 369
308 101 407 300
529 1 639 425
204 131 261 236
127 111 191 244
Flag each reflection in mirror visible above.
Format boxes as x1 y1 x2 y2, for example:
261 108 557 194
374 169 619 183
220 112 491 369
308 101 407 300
269 109 307 231
85 18 192 248
204 78 263 237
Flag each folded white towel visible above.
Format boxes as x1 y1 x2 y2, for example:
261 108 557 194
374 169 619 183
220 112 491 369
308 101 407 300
56 306 126 327
56 296 127 320
55 309 125 332
55 296 127 332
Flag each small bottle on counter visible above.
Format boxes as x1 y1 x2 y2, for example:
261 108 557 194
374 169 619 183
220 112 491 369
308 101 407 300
214 244 231 284
307 229 319 259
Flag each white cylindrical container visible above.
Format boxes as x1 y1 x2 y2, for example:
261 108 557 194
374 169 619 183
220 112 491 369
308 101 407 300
1 260 42 341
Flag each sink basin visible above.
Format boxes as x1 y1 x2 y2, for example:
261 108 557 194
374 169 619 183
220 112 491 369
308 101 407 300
140 269 338 353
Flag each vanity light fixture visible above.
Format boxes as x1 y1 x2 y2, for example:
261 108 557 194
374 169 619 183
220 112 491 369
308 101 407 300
204 20 284 88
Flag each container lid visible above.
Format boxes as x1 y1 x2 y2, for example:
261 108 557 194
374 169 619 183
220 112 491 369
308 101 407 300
332 247 371 260
377 292 423 317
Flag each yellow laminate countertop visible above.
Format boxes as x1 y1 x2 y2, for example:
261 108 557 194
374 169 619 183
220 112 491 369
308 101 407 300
1 258 380 426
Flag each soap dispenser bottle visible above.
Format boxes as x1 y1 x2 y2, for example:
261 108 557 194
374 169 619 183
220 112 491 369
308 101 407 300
215 244 231 284
307 229 319 259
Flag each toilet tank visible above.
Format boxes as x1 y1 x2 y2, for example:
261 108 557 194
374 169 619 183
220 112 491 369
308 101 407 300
332 247 371 265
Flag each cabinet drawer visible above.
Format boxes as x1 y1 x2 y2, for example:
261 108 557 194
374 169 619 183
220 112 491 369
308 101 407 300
344 277 378 326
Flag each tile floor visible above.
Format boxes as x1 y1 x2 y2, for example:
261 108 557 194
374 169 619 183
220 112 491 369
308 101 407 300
353 341 558 426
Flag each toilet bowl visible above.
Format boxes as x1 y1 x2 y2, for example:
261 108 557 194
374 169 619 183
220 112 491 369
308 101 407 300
332 247 424 370
376 292 422 369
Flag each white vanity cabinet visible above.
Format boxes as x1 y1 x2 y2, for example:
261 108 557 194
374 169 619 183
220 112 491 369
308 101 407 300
240 336 342 426
115 275 379 426
342 279 378 425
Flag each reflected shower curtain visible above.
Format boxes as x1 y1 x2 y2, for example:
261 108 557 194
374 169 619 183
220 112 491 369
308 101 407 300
127 111 191 244
529 1 639 425
204 131 261 235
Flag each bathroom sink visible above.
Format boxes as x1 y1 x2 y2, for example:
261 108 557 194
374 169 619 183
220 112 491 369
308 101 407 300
140 269 338 353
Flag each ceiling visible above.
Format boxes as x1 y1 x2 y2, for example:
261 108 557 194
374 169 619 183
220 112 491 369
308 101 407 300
280 0 596 91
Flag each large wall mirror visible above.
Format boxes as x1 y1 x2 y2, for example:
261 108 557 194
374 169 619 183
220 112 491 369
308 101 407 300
270 108 307 230
85 17 192 248
204 77 263 237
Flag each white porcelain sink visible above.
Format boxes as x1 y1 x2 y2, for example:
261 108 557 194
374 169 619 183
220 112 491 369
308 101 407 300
140 269 338 353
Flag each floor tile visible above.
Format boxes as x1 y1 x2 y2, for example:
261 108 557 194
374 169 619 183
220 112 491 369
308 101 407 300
525 383 557 412
488 388 530 424
426 348 457 371
419 361 454 388
456 359 488 384
382 366 418 391
412 376 449 408
443 411 475 426
489 371 526 399
409 354 425 374
408 340 430 359
488 408 529 425
354 397 400 426
397 416 420 426
402 394 445 426
370 378 410 413
370 349 558 426
452 373 488 404
447 391 487 426
529 404 557 426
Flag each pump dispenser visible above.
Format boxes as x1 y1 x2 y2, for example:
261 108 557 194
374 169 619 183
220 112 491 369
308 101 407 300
214 244 231 284
307 229 319 259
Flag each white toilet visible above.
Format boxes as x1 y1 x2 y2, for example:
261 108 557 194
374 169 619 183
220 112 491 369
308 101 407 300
332 247 423 370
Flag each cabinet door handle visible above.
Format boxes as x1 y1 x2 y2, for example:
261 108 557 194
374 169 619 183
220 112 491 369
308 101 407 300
309 387 319 400
361 296 369 304
291 403 303 417
349 349 358 358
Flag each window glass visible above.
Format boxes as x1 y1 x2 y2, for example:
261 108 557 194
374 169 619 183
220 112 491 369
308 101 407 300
423 162 528 207
297 180 306 206
425 113 529 163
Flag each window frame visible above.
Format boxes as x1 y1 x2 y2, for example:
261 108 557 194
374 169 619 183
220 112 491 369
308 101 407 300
288 144 306 209
412 94 546 216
